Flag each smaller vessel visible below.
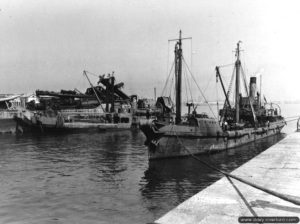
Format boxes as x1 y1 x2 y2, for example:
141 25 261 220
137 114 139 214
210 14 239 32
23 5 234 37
0 94 22 133
15 71 133 133
140 31 286 160
15 107 132 133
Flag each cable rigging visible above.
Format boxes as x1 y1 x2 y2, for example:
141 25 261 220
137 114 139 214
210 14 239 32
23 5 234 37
161 61 175 96
182 57 218 121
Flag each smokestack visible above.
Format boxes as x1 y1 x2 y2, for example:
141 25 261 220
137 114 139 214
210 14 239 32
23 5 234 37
249 77 256 98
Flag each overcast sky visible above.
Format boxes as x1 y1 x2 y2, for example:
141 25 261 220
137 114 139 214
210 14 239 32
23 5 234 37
0 0 300 101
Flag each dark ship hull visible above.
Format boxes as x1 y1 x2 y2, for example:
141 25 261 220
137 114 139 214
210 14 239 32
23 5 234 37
140 119 285 160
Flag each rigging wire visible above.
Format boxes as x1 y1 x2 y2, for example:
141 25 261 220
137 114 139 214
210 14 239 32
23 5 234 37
85 70 99 77
241 66 249 96
166 41 170 82
168 71 175 98
216 64 235 121
227 66 236 102
183 65 189 103
173 78 176 107
218 65 237 122
82 71 105 111
285 118 300 123
190 38 193 72
285 115 300 119
202 72 214 95
73 73 86 93
242 50 248 78
226 66 236 111
216 79 219 121
161 61 175 96
183 65 194 103
217 63 234 68
182 57 218 121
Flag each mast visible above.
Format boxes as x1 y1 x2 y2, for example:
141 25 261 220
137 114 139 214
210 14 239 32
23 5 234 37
260 74 262 108
235 41 241 123
175 30 182 124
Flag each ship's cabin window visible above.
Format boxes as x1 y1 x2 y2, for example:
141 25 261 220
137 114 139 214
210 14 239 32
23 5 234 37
188 117 198 126
120 117 130 123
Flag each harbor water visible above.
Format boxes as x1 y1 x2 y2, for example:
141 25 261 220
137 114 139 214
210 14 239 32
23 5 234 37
0 104 298 224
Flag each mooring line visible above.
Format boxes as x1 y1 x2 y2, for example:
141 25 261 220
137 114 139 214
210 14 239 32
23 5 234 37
175 134 300 206
226 176 259 217
285 118 300 123
285 115 300 119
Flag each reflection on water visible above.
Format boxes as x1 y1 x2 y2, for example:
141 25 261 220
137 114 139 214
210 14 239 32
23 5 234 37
0 126 289 223
0 130 149 224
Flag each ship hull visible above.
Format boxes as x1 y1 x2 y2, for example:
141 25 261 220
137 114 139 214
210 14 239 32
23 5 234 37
14 109 132 134
15 117 132 133
142 121 285 160
63 122 131 131
0 118 17 133
0 110 18 134
14 116 65 133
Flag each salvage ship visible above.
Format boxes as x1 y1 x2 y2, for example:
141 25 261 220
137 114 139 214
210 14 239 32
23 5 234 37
140 31 286 160
14 71 133 133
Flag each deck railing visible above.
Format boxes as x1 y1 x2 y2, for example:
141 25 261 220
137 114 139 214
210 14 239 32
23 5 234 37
60 109 132 119
61 109 104 115
0 110 17 119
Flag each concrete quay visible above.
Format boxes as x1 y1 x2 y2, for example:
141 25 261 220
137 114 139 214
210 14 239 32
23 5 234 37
155 132 300 224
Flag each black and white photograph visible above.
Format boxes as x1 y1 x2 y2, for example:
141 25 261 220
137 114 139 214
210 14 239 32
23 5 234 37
0 0 300 223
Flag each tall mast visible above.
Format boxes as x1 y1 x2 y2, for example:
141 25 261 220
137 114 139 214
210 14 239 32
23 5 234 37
175 30 182 124
235 41 241 123
260 74 262 108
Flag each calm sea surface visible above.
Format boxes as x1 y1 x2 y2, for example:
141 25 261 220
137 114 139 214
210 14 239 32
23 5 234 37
0 104 299 224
